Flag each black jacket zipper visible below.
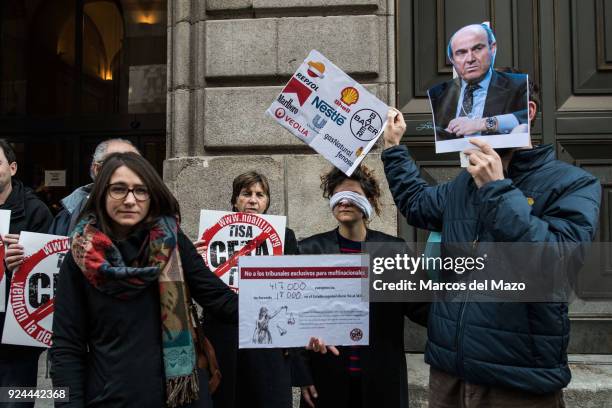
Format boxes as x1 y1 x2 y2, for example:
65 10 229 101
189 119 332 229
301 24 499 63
455 231 480 376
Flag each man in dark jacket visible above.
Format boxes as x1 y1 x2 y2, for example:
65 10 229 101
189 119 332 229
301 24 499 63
381 79 601 406
0 140 53 407
48 138 139 236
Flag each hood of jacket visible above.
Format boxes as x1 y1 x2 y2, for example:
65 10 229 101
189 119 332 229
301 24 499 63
506 144 555 178
61 184 93 215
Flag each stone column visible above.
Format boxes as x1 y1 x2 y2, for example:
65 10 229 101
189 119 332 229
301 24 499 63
165 0 398 240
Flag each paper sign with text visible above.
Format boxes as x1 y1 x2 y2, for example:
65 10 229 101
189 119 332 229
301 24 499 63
198 210 286 292
266 49 390 176
239 254 370 349
1 231 69 348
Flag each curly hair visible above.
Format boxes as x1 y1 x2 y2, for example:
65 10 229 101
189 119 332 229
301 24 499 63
320 164 382 217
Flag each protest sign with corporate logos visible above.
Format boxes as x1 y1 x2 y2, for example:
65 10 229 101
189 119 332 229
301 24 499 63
1 231 69 347
0 210 11 313
199 210 286 292
266 49 390 176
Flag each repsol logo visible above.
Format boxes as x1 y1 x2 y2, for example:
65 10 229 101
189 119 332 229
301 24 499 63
296 72 319 91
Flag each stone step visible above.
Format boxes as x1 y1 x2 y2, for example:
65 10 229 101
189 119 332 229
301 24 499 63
36 352 612 407
406 353 612 408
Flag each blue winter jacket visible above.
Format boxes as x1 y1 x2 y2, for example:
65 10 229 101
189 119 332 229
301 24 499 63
381 144 601 394
48 184 92 236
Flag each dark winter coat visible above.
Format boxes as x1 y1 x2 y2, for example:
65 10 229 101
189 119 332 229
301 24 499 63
294 228 429 408
382 144 601 394
1 180 53 235
50 230 237 407
0 179 53 359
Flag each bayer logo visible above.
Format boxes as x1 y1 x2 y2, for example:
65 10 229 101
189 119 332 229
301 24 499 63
350 109 383 141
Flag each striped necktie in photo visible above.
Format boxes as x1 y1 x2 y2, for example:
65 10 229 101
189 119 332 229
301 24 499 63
461 83 480 116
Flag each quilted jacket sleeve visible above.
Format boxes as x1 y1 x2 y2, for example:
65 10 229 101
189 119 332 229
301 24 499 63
476 173 601 243
381 145 452 232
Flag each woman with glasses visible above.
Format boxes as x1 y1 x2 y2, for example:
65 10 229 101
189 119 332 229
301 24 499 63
50 152 237 407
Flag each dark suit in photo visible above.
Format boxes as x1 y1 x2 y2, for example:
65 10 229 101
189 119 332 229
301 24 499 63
428 70 528 141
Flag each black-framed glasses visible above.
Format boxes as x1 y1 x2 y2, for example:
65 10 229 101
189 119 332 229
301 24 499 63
107 183 150 201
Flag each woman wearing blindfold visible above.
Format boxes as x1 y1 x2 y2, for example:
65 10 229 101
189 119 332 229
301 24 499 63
292 164 429 408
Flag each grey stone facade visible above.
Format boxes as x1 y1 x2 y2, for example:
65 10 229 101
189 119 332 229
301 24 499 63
164 0 396 240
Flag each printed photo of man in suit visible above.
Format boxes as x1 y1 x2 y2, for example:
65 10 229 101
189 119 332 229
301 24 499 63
428 24 528 144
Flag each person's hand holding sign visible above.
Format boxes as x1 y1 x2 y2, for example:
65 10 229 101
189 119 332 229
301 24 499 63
382 108 406 150
3 233 24 271
307 336 339 356
193 240 207 258
463 139 504 188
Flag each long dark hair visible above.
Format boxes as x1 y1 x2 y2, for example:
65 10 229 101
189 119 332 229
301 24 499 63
79 152 180 236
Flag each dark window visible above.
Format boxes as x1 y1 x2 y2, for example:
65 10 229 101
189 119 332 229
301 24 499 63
0 0 167 212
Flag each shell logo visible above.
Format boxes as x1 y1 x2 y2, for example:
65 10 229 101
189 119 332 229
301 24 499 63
306 61 326 78
340 87 359 106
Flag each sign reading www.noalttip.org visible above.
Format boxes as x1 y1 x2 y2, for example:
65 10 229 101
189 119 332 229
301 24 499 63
199 210 287 293
266 50 390 176
1 231 69 348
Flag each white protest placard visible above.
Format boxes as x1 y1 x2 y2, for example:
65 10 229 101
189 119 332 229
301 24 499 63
198 210 286 292
0 209 11 313
1 232 69 347
239 254 369 349
0 210 10 234
266 49 390 176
